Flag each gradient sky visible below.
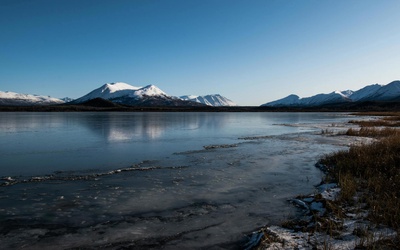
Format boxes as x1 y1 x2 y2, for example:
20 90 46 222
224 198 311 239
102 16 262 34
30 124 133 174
1 0 399 106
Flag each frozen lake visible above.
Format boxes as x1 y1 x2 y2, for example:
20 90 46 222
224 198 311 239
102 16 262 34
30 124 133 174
0 112 356 249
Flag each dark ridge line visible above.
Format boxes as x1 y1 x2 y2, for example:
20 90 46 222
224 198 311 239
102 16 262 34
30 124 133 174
2 100 400 112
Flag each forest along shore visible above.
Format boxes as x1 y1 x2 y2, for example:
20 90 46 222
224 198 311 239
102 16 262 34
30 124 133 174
251 112 400 250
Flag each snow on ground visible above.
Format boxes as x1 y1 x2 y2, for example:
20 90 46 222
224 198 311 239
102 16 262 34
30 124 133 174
253 183 396 250
245 119 397 249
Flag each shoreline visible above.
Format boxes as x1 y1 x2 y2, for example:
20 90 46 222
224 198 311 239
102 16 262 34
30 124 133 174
249 112 400 249
250 171 396 249
2 100 400 112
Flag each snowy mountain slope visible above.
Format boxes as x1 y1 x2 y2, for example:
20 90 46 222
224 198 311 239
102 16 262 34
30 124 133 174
365 81 400 101
262 80 400 107
339 90 354 98
72 82 205 107
73 82 236 107
262 91 351 107
180 95 198 100
299 91 351 106
61 97 74 103
0 91 64 106
127 84 167 98
180 94 237 106
72 82 142 103
260 94 300 107
348 84 382 101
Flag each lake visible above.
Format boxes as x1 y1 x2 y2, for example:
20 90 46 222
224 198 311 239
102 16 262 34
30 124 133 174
0 112 356 249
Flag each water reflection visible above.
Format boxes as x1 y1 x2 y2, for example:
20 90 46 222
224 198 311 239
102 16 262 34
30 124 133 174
74 112 230 142
0 112 230 141
0 112 234 175
0 112 337 142
0 112 67 132
0 112 349 177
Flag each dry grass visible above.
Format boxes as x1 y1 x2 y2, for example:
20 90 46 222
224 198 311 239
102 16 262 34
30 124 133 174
349 119 400 127
348 112 400 128
346 127 400 137
350 112 400 117
320 128 400 230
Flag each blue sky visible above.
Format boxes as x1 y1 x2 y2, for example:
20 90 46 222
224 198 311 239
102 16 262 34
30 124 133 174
0 0 399 105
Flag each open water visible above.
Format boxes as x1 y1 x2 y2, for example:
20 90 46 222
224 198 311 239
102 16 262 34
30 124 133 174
0 112 356 249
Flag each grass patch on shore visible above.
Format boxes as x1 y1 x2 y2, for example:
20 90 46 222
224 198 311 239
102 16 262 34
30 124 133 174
349 119 400 127
320 113 400 230
346 127 400 137
349 111 400 127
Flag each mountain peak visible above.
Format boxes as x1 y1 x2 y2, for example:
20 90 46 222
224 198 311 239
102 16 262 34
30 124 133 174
102 82 140 93
386 80 400 88
261 94 300 107
180 94 236 106
132 84 168 97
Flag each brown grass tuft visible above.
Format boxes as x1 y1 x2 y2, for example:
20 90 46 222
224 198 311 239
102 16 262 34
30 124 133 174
346 127 400 137
319 131 400 230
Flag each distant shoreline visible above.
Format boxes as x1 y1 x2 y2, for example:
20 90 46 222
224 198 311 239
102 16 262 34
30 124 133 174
1 101 400 112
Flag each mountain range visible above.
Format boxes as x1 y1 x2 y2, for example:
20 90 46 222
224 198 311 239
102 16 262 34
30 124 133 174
0 91 65 106
262 80 400 107
2 80 400 108
0 82 237 107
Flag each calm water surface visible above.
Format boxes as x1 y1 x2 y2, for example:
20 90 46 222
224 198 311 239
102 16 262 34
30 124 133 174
0 112 355 249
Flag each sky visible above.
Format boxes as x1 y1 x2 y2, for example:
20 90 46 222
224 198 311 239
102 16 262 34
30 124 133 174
0 0 399 106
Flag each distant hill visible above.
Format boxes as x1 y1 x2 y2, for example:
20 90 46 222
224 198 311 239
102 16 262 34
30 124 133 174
262 80 400 107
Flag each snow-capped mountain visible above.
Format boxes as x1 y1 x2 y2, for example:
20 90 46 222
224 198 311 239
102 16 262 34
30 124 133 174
61 97 74 103
0 91 64 106
262 80 400 107
180 94 237 106
0 81 236 107
71 82 142 103
72 82 204 107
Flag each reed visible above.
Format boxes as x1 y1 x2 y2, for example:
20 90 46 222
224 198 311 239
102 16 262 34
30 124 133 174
346 127 399 137
320 124 400 230
349 119 400 127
